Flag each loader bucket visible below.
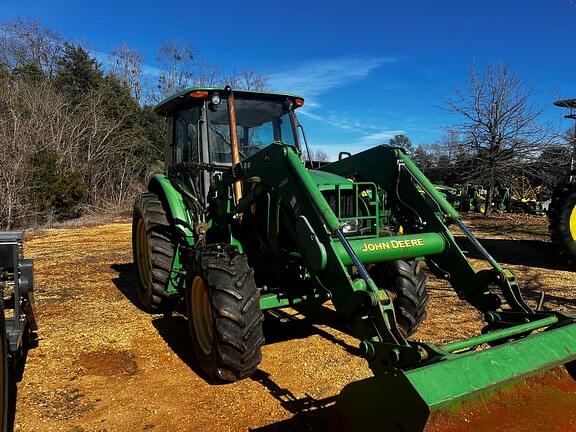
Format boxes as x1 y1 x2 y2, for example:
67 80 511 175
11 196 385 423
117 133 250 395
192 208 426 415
332 322 576 432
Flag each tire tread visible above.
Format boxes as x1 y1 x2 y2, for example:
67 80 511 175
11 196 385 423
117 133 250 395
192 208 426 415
189 244 264 383
132 192 176 312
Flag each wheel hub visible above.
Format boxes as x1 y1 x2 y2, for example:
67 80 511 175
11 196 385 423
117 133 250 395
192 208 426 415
136 219 151 289
191 276 214 355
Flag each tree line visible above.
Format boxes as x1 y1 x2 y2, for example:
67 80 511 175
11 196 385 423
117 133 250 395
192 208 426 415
390 64 573 215
1 20 573 227
0 19 266 228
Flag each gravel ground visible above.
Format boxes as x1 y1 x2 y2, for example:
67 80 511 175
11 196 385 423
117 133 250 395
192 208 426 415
12 214 576 431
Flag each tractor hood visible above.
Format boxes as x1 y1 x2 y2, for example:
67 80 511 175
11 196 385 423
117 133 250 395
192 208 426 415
307 169 352 188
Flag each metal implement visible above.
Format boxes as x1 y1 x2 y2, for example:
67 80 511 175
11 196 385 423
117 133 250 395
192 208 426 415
0 232 37 432
132 86 576 431
335 320 576 431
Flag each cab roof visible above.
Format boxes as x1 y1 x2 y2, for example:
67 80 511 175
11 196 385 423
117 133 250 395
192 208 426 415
154 87 304 117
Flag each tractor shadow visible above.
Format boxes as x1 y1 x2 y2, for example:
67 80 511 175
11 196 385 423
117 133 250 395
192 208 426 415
151 312 341 432
455 236 572 271
512 271 576 312
150 314 210 380
109 262 210 379
248 411 330 432
248 370 335 432
151 310 345 432
109 262 352 430
149 308 359 386
110 263 148 312
524 289 576 312
453 237 576 312
262 308 358 356
250 310 354 431
109 261 358 375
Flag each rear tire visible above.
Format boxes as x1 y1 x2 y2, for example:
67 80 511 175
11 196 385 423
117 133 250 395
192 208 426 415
369 260 429 337
132 192 176 312
186 244 264 383
548 183 576 264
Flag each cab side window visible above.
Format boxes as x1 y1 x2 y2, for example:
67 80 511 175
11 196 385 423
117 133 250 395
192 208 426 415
174 108 200 163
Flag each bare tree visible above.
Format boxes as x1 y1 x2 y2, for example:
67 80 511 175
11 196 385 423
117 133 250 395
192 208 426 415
223 69 268 91
0 19 63 76
156 41 195 98
303 148 330 163
437 128 466 162
0 72 143 227
195 61 221 87
445 63 550 215
152 39 269 100
0 21 273 227
109 42 143 101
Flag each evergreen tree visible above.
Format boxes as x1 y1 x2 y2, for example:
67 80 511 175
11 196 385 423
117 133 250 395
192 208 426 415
30 149 86 222
139 105 166 160
54 43 103 103
99 74 139 122
12 62 45 82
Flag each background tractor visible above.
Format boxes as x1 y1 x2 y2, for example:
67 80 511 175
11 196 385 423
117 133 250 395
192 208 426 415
548 98 576 263
133 86 576 431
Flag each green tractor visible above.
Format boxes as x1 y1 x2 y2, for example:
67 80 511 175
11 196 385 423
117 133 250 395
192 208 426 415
549 182 576 262
133 87 576 430
548 98 576 263
456 184 486 213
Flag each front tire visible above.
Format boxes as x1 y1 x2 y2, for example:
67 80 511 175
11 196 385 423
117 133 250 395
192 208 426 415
186 244 264 383
132 192 176 312
369 260 429 337
548 182 576 263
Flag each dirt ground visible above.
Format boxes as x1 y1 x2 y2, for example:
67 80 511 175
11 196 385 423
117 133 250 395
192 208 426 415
13 213 576 431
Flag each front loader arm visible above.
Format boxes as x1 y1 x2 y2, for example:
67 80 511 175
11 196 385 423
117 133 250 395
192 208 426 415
228 143 576 377
228 143 409 347
322 145 532 317
321 146 576 432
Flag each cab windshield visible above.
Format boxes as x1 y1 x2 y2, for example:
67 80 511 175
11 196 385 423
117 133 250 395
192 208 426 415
206 97 298 164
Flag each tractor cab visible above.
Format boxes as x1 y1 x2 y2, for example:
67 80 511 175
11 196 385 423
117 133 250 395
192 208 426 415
154 88 306 209
155 87 303 166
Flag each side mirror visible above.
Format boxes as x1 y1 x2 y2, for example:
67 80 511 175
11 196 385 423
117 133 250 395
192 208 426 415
338 152 352 161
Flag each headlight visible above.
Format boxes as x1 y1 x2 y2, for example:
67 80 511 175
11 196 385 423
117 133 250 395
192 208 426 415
341 219 360 235
210 93 221 105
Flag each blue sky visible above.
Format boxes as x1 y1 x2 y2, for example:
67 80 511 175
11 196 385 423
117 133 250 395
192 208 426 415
3 1 576 158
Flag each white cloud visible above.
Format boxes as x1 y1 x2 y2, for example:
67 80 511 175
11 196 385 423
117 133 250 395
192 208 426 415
268 57 394 106
357 129 405 146
268 56 400 141
300 110 365 132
